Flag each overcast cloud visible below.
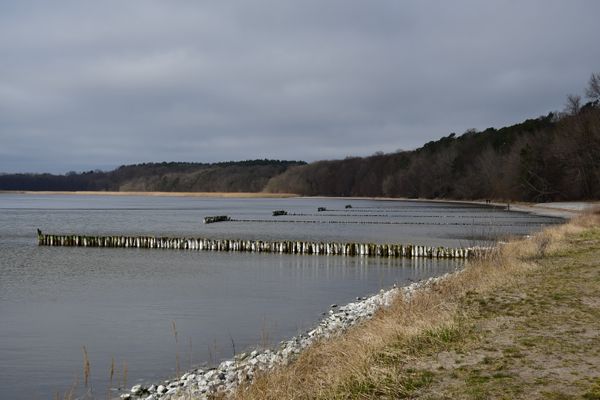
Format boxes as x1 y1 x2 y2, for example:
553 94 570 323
1 0 599 173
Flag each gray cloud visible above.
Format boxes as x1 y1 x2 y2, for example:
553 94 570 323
1 0 599 173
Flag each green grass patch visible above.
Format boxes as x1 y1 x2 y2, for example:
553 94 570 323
340 369 435 399
541 391 577 400
583 378 600 400
394 322 467 358
400 370 435 394
502 346 525 358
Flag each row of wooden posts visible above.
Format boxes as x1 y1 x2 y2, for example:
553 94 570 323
37 230 483 259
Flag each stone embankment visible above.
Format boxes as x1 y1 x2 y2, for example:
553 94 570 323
117 273 453 400
37 230 483 259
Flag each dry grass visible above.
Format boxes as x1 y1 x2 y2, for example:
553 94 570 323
82 346 91 388
230 212 600 400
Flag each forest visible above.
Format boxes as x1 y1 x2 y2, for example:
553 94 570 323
0 160 305 193
266 106 599 201
2 74 599 201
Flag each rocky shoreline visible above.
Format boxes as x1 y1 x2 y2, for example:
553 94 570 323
116 272 455 400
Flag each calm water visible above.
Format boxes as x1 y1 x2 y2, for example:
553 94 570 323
0 194 561 399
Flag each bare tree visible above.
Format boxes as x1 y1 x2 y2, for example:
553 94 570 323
586 72 600 101
565 94 581 115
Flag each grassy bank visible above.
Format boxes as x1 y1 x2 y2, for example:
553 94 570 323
230 210 600 399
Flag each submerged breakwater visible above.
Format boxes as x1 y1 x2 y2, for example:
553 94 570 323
36 230 483 259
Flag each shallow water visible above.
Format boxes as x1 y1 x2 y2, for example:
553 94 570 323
0 194 560 399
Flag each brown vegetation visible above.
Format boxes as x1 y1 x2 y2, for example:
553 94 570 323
0 160 305 193
230 211 600 399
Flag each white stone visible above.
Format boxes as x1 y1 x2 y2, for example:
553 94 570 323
204 370 218 380
219 360 235 370
131 384 143 394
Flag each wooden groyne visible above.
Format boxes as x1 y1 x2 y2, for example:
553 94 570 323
36 230 485 259
203 215 231 224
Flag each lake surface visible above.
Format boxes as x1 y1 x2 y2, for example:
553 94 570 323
0 194 561 399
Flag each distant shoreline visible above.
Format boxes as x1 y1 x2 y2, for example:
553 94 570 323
2 190 595 218
0 190 299 198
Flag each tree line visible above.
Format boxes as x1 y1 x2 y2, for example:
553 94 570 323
0 160 305 193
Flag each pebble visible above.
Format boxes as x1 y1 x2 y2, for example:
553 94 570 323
131 384 143 395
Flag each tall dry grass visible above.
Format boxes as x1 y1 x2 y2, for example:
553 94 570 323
233 212 599 399
82 346 90 388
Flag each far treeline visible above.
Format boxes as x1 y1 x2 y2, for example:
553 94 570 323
0 160 306 193
1 74 599 202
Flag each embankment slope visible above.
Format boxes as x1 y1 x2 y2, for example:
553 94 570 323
233 211 600 399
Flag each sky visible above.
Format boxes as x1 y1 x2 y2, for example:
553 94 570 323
1 1 599 174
